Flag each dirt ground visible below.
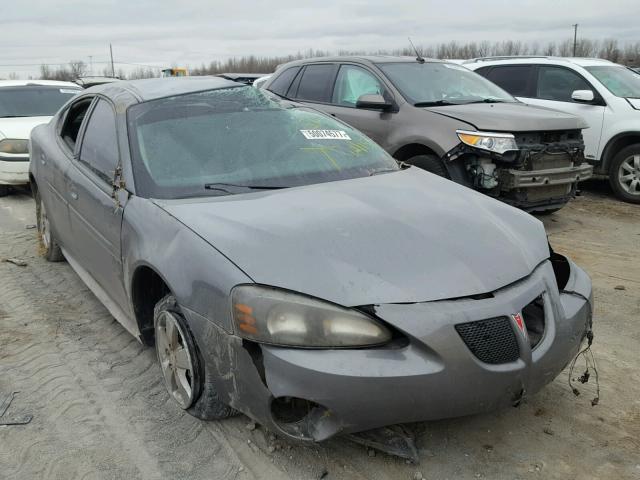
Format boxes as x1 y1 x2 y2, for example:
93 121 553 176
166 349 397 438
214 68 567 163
0 181 638 480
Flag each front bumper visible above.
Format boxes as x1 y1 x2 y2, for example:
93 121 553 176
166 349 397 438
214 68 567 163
189 259 592 442
0 157 30 185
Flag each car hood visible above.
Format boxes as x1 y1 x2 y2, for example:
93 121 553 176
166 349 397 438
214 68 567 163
425 102 587 132
0 116 52 139
156 168 549 307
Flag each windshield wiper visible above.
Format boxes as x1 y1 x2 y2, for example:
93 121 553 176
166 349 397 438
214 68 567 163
0 115 31 118
464 98 508 104
204 182 288 193
413 100 459 107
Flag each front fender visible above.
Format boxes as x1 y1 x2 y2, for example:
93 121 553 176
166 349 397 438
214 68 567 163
122 196 253 333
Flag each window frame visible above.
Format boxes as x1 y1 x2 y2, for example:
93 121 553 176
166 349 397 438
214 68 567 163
57 95 96 156
75 96 121 186
266 66 301 98
290 63 339 105
534 64 601 104
329 63 394 109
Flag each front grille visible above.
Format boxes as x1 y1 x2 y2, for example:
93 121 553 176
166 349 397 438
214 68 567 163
455 317 520 364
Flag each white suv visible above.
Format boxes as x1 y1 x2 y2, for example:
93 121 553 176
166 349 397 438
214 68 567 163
0 80 81 196
466 57 640 203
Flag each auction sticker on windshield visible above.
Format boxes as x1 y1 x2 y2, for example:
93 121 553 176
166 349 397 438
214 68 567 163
301 130 351 140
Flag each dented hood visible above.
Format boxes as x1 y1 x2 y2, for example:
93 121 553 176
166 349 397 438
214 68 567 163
425 102 587 132
156 168 549 306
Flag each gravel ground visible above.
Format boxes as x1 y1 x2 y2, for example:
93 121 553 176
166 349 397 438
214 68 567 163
0 181 638 480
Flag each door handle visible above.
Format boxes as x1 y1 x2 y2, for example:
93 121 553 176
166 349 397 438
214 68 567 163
40 152 46 165
70 191 78 200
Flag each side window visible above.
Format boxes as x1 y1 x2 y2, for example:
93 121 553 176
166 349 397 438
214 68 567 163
483 65 533 97
79 100 119 182
295 64 336 103
537 66 591 102
267 67 300 97
332 65 386 106
60 98 93 151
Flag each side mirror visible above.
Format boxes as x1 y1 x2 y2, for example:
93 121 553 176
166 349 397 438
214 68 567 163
356 94 393 111
571 90 595 103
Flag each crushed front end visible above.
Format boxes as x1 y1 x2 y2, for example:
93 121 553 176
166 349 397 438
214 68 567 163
449 129 593 212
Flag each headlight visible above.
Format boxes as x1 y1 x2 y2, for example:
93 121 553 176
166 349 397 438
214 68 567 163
0 139 29 154
231 285 392 348
456 130 517 154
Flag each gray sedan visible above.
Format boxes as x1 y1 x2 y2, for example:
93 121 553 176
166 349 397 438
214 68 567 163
29 77 593 441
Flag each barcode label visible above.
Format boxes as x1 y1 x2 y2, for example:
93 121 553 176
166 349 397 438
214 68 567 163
300 129 351 140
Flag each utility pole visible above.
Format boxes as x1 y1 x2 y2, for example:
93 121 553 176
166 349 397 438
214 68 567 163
109 44 115 77
89 55 93 76
572 24 578 56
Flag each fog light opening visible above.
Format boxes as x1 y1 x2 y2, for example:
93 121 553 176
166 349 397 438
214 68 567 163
270 396 329 440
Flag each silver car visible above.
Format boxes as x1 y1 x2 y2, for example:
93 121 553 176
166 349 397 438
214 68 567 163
29 77 593 441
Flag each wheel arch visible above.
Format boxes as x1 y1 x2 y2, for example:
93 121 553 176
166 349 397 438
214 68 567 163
600 132 640 174
392 143 440 162
130 263 173 345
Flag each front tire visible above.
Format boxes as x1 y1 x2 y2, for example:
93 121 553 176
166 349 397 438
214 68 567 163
609 144 640 203
154 295 237 420
35 190 65 262
406 154 450 179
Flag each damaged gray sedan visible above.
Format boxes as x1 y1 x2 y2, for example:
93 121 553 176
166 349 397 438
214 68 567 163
29 77 593 441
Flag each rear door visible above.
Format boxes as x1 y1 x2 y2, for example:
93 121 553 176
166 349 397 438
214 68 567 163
64 97 130 315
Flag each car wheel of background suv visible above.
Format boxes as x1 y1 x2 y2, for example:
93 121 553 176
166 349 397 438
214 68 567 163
609 144 640 204
35 190 65 262
407 154 450 179
154 294 238 420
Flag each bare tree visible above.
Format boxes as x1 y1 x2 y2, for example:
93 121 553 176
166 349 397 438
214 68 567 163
68 60 87 79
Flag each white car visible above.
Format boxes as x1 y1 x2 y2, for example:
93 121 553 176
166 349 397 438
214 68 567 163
465 57 640 203
0 80 81 195
252 75 271 89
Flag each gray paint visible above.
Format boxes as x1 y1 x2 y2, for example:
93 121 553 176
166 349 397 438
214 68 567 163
29 78 593 441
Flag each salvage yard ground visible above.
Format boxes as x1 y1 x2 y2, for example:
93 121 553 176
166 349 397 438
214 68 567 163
0 181 638 480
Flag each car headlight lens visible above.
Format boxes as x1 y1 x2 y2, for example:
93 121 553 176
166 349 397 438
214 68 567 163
456 130 517 154
0 139 29 154
231 285 392 348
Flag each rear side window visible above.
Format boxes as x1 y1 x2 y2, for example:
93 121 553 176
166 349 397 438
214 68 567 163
537 66 591 102
60 98 93 151
295 64 336 103
268 67 300 97
482 65 533 97
79 100 119 182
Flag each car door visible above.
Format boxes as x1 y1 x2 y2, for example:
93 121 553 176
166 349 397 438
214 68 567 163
319 64 397 150
64 97 130 317
41 96 95 249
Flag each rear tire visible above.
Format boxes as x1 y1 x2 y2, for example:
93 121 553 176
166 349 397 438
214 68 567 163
35 190 65 262
406 154 450 179
153 295 238 420
0 185 10 197
609 144 640 203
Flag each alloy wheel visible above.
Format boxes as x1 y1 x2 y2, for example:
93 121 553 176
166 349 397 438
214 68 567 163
39 199 51 250
155 311 196 408
618 154 640 196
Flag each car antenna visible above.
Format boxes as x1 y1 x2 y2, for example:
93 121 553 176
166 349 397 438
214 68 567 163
408 37 425 64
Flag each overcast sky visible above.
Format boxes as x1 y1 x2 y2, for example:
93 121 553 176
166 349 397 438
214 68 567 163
2 0 638 78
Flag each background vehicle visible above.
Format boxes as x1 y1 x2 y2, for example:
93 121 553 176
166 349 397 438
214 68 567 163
467 57 640 203
216 73 269 85
0 80 80 196
253 74 272 89
264 56 592 213
75 76 121 89
161 67 188 77
29 77 592 442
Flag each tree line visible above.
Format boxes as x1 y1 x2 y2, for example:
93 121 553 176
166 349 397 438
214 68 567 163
25 37 640 81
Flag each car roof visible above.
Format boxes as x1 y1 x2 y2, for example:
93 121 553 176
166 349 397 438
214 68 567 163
463 56 615 68
277 55 445 69
83 76 243 104
0 79 81 88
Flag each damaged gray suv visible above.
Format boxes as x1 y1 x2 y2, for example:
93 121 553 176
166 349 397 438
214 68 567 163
30 77 593 442
265 56 593 213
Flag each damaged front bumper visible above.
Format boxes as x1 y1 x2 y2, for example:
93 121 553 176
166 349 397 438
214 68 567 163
186 259 592 442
